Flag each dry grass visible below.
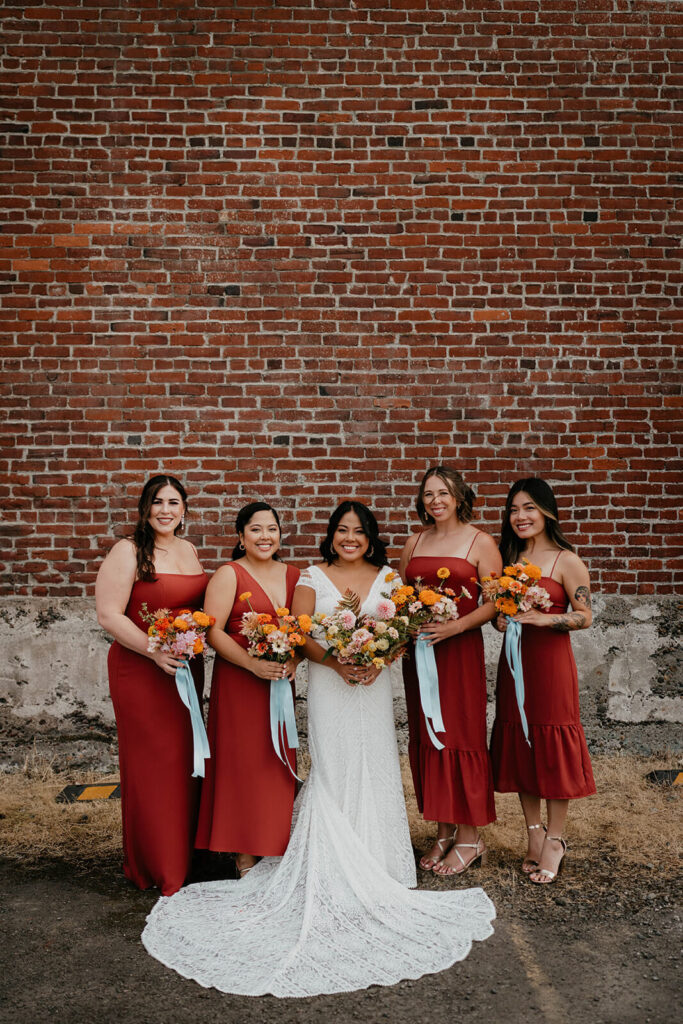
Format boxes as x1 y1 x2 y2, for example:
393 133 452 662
1 749 680 886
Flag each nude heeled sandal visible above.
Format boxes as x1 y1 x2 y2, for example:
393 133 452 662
522 823 546 875
529 836 567 885
433 837 487 876
419 830 457 872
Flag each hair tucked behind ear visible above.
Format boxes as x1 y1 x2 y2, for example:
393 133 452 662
499 477 575 565
415 466 475 525
231 502 282 561
132 475 188 582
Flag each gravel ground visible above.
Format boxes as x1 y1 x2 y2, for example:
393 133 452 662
1 850 679 1024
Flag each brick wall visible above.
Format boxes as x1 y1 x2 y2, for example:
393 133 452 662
1 0 681 598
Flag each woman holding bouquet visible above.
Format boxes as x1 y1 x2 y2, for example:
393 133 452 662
194 502 300 877
96 474 208 896
142 501 495 996
490 478 595 884
400 467 502 876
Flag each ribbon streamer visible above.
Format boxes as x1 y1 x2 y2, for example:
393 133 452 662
504 617 531 747
414 634 446 751
175 661 211 778
270 675 303 782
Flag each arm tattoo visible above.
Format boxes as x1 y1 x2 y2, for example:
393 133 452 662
550 612 586 632
574 586 591 609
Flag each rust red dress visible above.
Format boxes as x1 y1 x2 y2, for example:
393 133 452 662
490 577 596 799
195 562 300 855
108 572 208 896
403 543 496 827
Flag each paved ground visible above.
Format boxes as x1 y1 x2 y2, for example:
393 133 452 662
1 854 678 1024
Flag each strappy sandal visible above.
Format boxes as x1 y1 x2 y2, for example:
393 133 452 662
522 823 546 874
433 836 487 876
235 856 257 879
529 836 567 885
419 830 457 872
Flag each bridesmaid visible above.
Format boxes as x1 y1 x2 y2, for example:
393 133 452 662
490 478 596 884
195 502 300 878
400 466 502 875
96 474 208 896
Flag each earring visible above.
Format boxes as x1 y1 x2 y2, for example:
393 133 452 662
180 515 185 529
367 544 374 557
330 544 337 556
238 541 245 552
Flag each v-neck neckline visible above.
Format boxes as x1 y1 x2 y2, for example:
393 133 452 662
237 563 291 614
316 565 385 612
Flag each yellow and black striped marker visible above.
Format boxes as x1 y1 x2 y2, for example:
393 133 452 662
645 769 683 787
56 783 120 803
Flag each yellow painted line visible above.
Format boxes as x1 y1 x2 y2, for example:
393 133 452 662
77 785 119 801
506 919 570 1024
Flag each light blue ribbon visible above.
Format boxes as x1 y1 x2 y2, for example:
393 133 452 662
270 675 302 782
175 661 211 778
505 617 531 747
415 634 446 750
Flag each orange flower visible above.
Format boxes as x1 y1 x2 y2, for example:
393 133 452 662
257 613 272 624
276 606 289 617
418 588 440 606
496 597 518 616
297 614 313 633
172 617 189 631
192 611 211 627
289 633 303 646
193 638 204 654
393 594 407 607
262 623 277 634
523 562 542 580
470 576 478 583
498 576 515 590
238 591 252 602
436 567 450 580
384 571 398 582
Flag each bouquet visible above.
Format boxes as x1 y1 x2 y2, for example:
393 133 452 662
478 561 552 746
399 567 472 632
479 561 552 616
139 604 216 778
238 592 313 779
312 572 408 672
396 568 472 751
239 592 312 662
141 604 215 659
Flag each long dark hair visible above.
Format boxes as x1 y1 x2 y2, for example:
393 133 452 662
132 475 188 581
231 502 282 561
319 501 388 568
499 478 575 565
416 466 475 525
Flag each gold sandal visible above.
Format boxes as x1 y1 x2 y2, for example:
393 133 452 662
419 830 457 872
433 837 487 876
522 823 546 874
529 836 567 885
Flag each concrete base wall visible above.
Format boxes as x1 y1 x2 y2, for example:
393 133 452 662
1 595 680 772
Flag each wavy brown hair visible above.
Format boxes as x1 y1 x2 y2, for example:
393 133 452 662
132 475 188 581
415 466 475 525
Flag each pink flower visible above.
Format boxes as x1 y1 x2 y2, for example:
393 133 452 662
375 598 397 620
339 609 357 629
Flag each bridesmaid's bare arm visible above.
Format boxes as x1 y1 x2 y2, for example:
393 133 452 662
514 553 592 632
95 540 182 676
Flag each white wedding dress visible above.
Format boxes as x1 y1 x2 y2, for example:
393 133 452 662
142 565 495 997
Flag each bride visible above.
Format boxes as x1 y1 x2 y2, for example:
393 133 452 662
142 502 495 997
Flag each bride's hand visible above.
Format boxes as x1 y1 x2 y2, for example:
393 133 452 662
333 660 380 687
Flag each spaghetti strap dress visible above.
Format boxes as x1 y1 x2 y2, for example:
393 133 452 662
108 571 208 897
403 533 496 826
490 569 596 800
195 561 300 855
